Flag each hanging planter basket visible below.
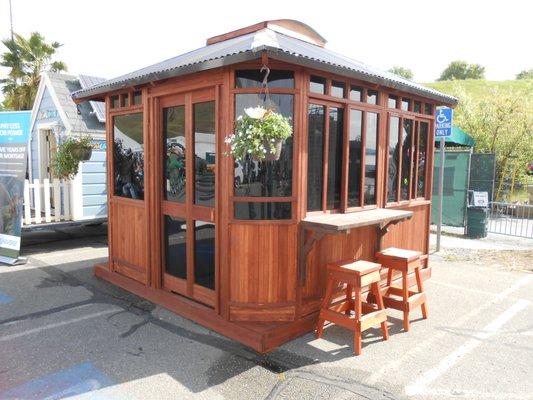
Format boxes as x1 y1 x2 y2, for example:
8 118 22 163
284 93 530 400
252 139 283 162
71 146 93 161
225 106 292 163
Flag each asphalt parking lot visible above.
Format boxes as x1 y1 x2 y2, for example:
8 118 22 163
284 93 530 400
0 226 531 399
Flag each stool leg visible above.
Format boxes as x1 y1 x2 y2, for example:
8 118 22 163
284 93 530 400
415 267 428 319
354 286 362 355
386 268 393 286
316 276 336 339
402 271 410 332
345 284 353 315
372 282 389 341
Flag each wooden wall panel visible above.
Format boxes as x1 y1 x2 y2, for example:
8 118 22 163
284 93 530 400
229 223 297 304
382 203 429 254
302 225 377 302
110 201 148 284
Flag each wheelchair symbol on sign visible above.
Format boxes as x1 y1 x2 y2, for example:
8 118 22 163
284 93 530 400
436 109 449 124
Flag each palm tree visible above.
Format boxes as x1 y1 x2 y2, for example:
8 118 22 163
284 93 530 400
1 32 67 110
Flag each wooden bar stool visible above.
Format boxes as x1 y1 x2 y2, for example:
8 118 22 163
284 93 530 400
316 260 389 355
376 247 428 332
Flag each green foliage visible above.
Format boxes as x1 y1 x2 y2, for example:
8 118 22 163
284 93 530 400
388 66 413 80
516 69 533 80
1 32 67 110
226 107 292 161
438 61 485 81
426 80 533 201
52 136 93 180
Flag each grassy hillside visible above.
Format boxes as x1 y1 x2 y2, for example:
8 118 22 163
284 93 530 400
424 79 533 108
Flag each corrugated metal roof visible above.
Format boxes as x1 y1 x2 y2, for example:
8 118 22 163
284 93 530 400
78 74 107 122
72 28 456 105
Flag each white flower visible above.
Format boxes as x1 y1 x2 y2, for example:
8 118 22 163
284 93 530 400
244 106 267 119
237 115 243 121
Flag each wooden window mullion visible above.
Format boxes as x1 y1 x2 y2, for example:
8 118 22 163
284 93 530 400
340 105 350 212
396 117 403 203
360 110 367 207
322 106 330 212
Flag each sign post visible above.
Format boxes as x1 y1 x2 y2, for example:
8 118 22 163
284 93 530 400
0 111 31 265
434 107 453 252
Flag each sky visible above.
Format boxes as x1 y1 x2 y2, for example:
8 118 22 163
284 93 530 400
0 0 532 84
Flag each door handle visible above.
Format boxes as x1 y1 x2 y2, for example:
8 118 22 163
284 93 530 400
210 209 215 221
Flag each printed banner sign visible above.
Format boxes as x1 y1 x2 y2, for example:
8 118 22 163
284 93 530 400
0 111 31 263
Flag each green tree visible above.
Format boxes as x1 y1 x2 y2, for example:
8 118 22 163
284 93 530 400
516 69 533 80
450 87 533 200
388 66 413 80
1 32 67 110
437 61 485 81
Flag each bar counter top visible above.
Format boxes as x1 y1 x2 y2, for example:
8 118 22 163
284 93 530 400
301 208 413 233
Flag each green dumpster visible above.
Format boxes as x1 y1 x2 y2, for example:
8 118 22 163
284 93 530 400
466 207 488 238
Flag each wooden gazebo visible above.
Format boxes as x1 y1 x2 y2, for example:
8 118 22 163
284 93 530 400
73 20 456 353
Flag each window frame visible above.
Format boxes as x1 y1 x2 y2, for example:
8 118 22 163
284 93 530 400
344 106 380 213
385 112 432 206
229 66 300 223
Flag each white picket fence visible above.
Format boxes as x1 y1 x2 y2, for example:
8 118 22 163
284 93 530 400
23 179 72 225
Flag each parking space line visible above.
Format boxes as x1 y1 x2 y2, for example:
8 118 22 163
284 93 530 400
0 308 119 342
416 388 531 399
367 274 533 385
405 298 530 396
430 279 521 299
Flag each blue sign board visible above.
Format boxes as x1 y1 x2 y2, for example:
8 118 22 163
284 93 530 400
435 107 453 137
0 111 31 263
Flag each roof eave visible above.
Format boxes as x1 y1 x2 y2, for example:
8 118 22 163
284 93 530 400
264 49 457 107
72 50 263 103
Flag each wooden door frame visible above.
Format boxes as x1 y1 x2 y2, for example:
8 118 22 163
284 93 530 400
156 86 219 308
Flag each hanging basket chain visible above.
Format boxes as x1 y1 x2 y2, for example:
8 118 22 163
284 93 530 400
259 65 273 110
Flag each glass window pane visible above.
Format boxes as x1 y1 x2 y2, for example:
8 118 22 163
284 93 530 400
350 86 363 102
194 101 216 207
164 106 186 203
401 98 410 111
416 121 429 198
387 116 400 203
194 221 215 290
348 109 362 207
111 95 119 109
234 94 293 197
307 104 325 212
331 80 345 98
121 94 129 108
310 76 326 94
327 107 344 209
364 112 378 205
414 101 421 113
235 70 294 88
401 119 414 201
424 103 433 115
133 91 142 105
165 216 187 279
366 90 378 105
388 95 398 108
113 112 144 199
234 202 291 220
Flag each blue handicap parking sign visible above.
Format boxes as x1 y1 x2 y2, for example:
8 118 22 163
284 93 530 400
435 107 453 137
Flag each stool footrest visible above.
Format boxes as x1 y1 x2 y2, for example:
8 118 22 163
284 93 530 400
360 309 388 331
387 286 419 298
320 309 353 330
383 292 427 312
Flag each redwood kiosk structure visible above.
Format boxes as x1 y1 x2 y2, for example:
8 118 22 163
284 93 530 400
73 20 457 353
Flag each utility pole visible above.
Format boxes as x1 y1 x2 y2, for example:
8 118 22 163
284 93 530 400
9 0 14 41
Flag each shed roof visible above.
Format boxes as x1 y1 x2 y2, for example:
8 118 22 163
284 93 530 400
72 26 457 106
46 72 106 134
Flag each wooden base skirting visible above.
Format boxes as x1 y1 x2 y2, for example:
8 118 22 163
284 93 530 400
94 263 315 353
94 263 432 353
